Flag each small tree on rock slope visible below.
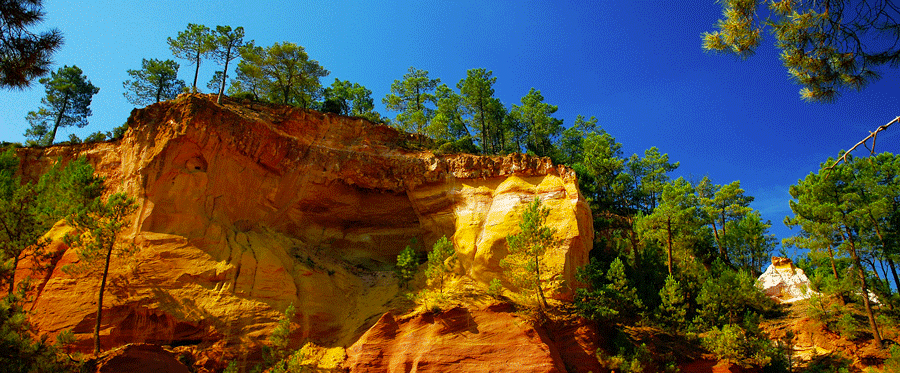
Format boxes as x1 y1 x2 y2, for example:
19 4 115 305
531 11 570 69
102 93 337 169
502 198 558 310
63 192 137 356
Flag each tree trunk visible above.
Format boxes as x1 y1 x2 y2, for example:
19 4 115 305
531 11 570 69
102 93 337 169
888 257 900 294
94 243 114 356
535 253 549 310
217 47 232 104
48 91 70 145
192 49 201 90
666 217 674 276
845 227 883 349
827 246 839 280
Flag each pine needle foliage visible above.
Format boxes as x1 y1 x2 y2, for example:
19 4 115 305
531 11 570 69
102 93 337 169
703 0 900 102
502 198 558 310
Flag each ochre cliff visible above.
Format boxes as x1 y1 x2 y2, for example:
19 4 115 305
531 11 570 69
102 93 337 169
14 94 593 370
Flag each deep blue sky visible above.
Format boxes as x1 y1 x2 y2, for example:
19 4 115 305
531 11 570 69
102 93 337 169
1 1 898 251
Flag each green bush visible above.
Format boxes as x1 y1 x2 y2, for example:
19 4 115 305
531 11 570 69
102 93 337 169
84 131 107 143
701 323 777 367
695 259 772 328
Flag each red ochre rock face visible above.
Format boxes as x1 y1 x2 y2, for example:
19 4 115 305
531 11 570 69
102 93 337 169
14 94 594 369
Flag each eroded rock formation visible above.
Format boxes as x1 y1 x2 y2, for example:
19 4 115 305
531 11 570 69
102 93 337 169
14 94 593 368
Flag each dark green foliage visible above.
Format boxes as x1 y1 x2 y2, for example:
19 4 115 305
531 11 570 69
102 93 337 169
383 67 440 137
167 24 215 91
575 257 644 322
703 0 900 102
108 123 128 140
657 275 687 330
0 0 63 89
435 136 478 155
210 25 244 103
508 88 562 157
0 289 79 373
266 303 296 366
695 260 772 328
701 323 780 367
0 153 102 296
24 65 99 146
83 131 106 143
457 68 503 154
321 78 377 118
122 58 184 106
231 42 329 108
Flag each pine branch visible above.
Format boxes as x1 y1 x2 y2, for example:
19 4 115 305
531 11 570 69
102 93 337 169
827 115 900 170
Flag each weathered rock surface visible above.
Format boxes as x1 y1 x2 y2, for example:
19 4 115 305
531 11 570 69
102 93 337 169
95 344 191 373
756 256 817 303
343 304 601 373
14 94 593 366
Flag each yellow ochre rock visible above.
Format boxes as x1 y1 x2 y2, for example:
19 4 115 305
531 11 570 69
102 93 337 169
14 94 593 361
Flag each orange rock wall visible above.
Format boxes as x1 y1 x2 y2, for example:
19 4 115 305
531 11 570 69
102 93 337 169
14 95 593 360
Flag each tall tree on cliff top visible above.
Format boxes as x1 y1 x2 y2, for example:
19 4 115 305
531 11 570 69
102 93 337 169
0 0 63 89
785 156 884 348
167 23 214 92
430 84 470 141
122 58 184 106
321 78 375 117
63 192 137 356
229 42 267 101
458 68 499 154
703 0 900 102
383 67 440 137
238 42 329 108
211 25 244 104
509 88 563 157
24 65 99 146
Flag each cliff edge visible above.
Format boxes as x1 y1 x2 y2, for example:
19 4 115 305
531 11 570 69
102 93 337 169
13 94 594 370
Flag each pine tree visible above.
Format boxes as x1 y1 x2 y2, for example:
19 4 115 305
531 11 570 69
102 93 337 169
395 244 417 289
383 67 440 137
211 25 244 104
658 274 687 330
62 192 138 356
509 88 563 157
502 198 557 310
703 0 900 102
167 23 215 91
122 58 184 106
0 0 63 89
24 65 99 146
425 236 456 294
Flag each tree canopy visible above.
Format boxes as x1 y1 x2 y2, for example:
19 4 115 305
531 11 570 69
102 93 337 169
167 23 215 91
703 0 900 102
122 58 184 106
230 41 329 108
24 65 99 146
0 0 63 89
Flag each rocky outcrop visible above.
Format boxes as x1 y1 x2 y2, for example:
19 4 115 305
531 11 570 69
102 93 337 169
756 257 817 303
343 304 602 373
13 94 593 365
95 344 191 373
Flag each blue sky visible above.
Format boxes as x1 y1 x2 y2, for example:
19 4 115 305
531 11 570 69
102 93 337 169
1 1 898 251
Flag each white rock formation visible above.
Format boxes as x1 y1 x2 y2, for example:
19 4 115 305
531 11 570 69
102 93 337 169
757 257 818 303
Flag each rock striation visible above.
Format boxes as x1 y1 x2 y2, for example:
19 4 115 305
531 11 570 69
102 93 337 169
13 94 593 367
